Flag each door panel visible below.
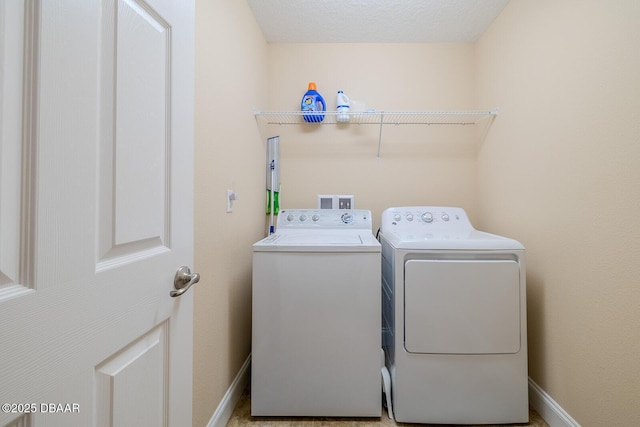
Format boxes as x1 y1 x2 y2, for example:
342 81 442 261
95 323 168 427
0 0 27 292
0 1 194 426
98 0 172 266
112 0 169 247
404 259 521 354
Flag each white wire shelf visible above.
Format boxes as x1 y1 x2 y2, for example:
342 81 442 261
254 108 498 159
254 109 498 125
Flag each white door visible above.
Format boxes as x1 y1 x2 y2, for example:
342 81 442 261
0 0 195 426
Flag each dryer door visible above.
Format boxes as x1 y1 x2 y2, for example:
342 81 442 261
404 259 521 354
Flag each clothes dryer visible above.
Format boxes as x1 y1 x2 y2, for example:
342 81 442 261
252 209 381 417
380 206 528 424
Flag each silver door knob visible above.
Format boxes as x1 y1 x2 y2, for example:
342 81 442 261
170 266 200 297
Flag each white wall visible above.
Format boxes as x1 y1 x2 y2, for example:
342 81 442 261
476 1 640 425
193 1 267 425
265 43 480 227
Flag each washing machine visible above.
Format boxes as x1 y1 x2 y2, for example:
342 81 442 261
252 209 381 417
380 206 528 424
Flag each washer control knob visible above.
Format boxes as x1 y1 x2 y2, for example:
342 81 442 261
406 213 414 221
299 214 307 222
393 213 402 222
312 214 320 222
286 213 295 222
442 213 450 221
421 212 434 223
341 212 354 224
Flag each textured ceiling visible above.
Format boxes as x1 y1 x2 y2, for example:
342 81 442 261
246 0 510 43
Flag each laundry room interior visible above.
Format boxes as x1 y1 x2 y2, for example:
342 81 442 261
193 1 639 427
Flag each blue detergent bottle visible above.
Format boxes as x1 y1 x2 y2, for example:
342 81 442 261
301 82 326 123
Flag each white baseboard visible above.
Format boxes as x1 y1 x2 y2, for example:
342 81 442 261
207 354 251 427
205 361 579 427
529 378 581 427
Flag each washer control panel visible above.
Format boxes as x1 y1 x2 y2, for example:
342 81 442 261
381 206 473 234
278 209 372 230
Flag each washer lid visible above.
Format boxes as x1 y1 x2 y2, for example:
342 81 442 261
253 231 381 252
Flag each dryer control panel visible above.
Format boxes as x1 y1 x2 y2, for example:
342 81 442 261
381 206 473 234
277 209 373 230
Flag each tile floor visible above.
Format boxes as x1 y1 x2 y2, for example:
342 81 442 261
226 388 550 427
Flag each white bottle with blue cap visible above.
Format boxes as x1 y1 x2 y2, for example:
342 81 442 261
336 90 350 123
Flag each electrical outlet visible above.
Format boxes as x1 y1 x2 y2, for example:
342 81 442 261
338 196 353 209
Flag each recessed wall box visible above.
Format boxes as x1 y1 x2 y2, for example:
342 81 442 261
318 195 335 209
317 195 354 209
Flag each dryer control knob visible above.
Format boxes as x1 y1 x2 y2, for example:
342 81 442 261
442 213 450 221
406 213 414 221
341 212 354 224
312 214 320 222
393 213 402 222
299 214 307 222
421 212 434 223
286 214 295 222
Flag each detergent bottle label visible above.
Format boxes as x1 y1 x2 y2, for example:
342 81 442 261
302 95 317 111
